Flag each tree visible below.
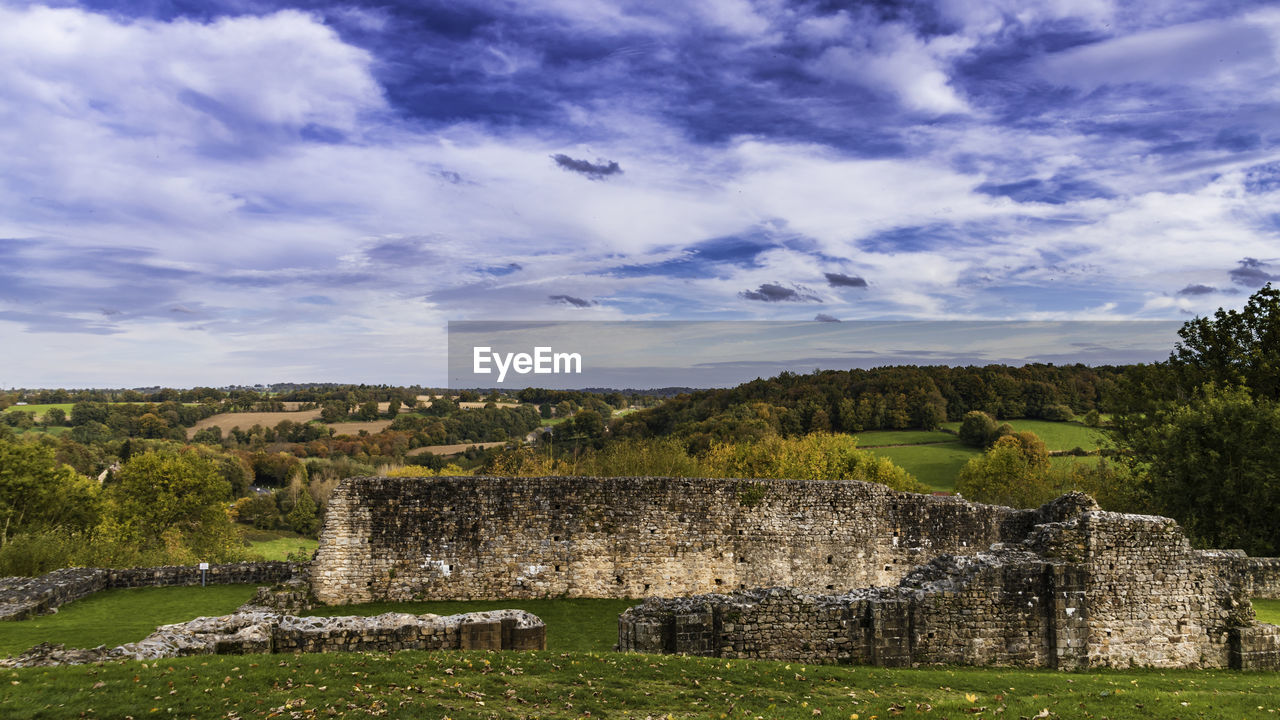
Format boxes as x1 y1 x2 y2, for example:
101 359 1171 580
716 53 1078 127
958 411 998 447
1171 283 1280 399
386 398 402 418
42 408 67 426
0 438 101 547
357 401 380 421
286 487 319 536
1109 285 1280 555
955 435 1053 509
1122 384 1280 555
107 449 232 547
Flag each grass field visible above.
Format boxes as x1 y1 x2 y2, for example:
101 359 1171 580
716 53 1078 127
4 644 1278 719
940 419 1106 451
3 589 1279 718
239 527 318 561
1254 598 1280 624
12 426 70 437
0 402 75 420
406 441 509 457
858 420 1109 492
864 441 976 492
0 585 258 656
853 429 955 446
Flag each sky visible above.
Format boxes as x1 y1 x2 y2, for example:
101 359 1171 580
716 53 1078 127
1 0 1278 387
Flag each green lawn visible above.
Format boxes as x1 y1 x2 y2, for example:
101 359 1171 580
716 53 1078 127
940 419 1106 451
1254 598 1280 625
306 598 637 653
1 403 75 420
0 585 258 655
4 647 1278 719
3 588 1279 718
240 527 318 562
864 440 978 492
12 426 69 437
852 429 955 447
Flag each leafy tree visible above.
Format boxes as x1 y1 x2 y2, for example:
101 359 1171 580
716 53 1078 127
233 493 280 529
955 435 1053 508
957 411 998 447
386 398 402 418
286 487 320 536
357 400 380 421
1170 283 1280 399
106 449 233 548
1123 384 1280 555
42 407 67 426
570 409 605 438
0 438 101 547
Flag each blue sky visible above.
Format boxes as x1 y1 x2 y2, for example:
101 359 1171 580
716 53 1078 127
1 0 1278 386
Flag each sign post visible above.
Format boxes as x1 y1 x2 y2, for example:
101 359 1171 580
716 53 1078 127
199 562 209 587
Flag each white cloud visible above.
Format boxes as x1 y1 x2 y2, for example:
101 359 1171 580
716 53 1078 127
809 22 972 115
1039 11 1280 94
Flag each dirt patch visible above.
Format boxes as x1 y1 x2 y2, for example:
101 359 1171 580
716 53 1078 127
406 441 509 456
187 410 322 438
328 420 394 436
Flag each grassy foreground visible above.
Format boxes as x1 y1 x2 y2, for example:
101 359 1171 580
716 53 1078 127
4 650 1279 719
2 589 1279 718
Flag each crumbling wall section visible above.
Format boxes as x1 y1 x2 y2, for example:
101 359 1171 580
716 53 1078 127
311 476 1030 604
618 499 1259 670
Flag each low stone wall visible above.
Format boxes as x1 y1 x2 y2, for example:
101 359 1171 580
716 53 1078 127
0 562 300 622
1 609 546 667
1240 557 1280 599
618 497 1272 670
1230 624 1280 671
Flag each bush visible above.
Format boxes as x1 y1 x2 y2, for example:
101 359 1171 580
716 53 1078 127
957 411 998 447
1041 404 1074 422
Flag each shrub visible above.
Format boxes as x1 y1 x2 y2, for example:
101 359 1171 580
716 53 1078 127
957 411 998 447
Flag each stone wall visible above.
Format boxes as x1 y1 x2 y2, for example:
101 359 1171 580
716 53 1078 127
312 475 1046 604
1239 557 1280 599
0 562 299 621
1 609 546 668
618 496 1276 670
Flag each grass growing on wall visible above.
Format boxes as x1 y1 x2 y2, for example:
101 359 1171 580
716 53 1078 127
0 585 258 655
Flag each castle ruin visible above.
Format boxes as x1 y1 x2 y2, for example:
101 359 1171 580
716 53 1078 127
312 475 1280 670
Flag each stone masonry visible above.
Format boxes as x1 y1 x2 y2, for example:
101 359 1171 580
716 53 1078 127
1 609 546 668
617 494 1280 671
312 475 1047 604
0 562 299 622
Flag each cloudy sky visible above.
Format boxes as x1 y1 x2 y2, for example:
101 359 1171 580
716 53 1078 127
2 0 1278 387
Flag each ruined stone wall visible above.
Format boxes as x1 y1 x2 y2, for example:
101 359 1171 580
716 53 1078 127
2 609 546 668
0 563 298 621
1077 513 1243 668
618 499 1272 670
311 476 1034 605
1239 557 1280 599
